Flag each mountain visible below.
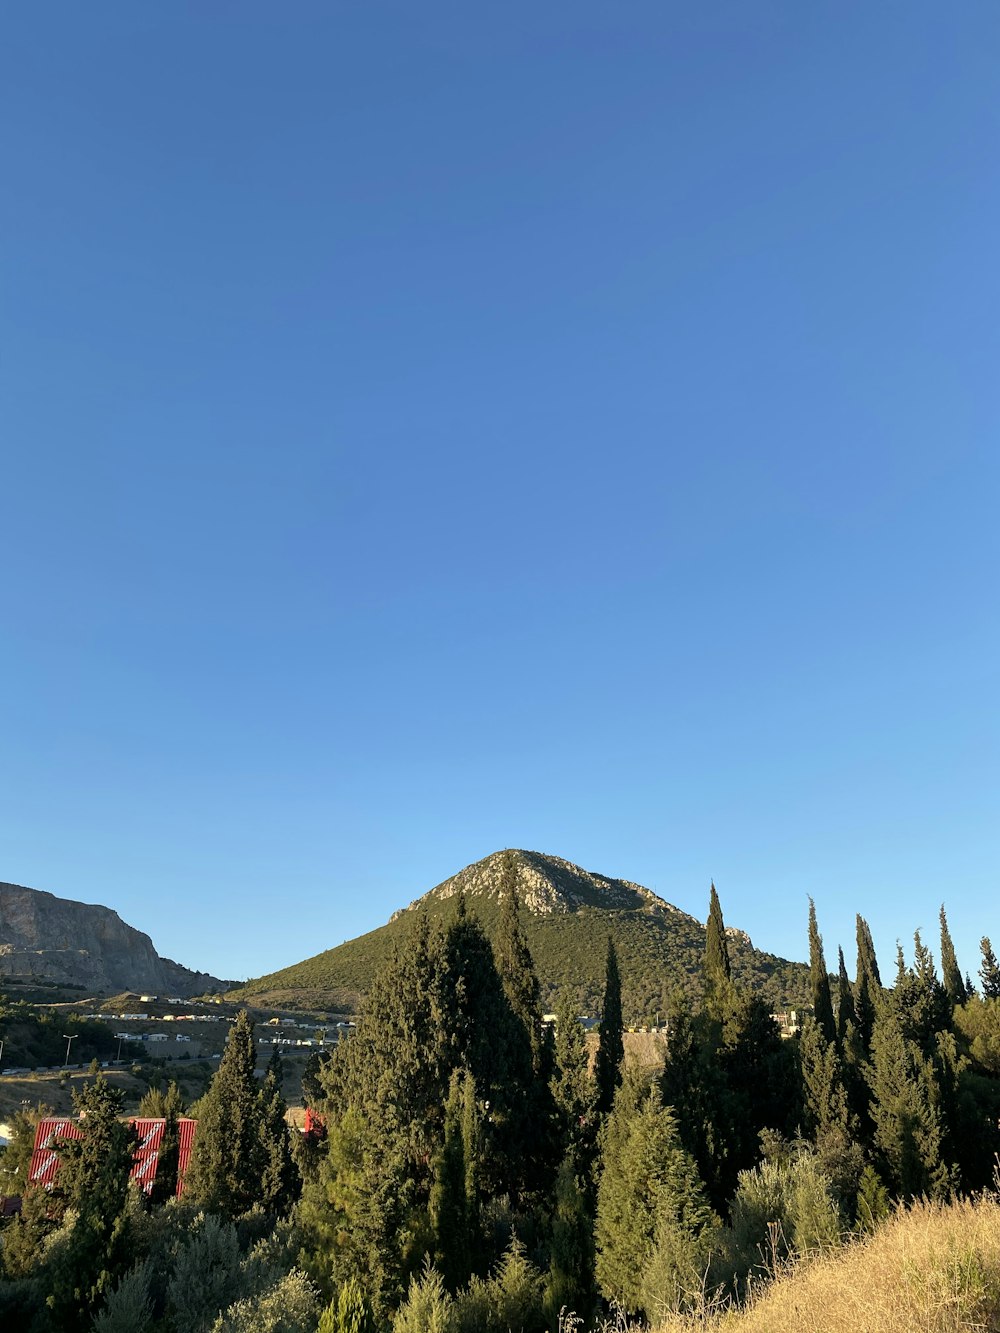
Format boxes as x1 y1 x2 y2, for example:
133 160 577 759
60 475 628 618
231 850 810 1019
0 880 227 997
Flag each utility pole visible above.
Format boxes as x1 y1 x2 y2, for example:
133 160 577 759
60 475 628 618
116 1035 124 1063
63 1033 77 1067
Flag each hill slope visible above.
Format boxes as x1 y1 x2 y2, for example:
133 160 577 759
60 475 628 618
232 850 809 1019
0 880 228 997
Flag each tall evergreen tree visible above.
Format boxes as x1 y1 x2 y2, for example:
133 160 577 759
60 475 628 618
551 987 592 1165
595 937 624 1117
808 899 836 1044
494 854 548 1078
798 1017 850 1138
430 1070 474 1291
185 1010 266 1218
258 1047 300 1215
709 879 730 997
836 946 857 1043
980 937 1000 1000
939 905 967 1006
149 1080 184 1206
854 914 882 1050
544 1153 596 1328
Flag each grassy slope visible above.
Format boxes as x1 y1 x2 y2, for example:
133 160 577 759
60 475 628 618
231 894 809 1021
654 1197 1000 1333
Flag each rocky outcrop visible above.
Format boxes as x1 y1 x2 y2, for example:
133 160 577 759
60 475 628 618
391 848 694 921
0 881 226 996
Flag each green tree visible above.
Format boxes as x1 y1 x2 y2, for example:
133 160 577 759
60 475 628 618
550 988 591 1166
148 1080 184 1206
980 937 1000 1000
854 914 882 1051
543 1153 595 1329
595 1078 719 1319
493 856 547 1079
808 899 836 1044
939 906 967 1007
258 1049 301 1216
429 1071 474 1291
703 882 733 1020
185 1010 266 1217
44 1075 138 1328
594 937 624 1117
866 1010 954 1200
836 947 856 1043
798 1017 850 1138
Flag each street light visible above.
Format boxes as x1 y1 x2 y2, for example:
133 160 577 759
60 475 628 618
62 1034 77 1067
0 1037 4 1072
116 1036 124 1064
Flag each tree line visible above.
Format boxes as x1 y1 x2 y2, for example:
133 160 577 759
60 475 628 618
2 858 999 1332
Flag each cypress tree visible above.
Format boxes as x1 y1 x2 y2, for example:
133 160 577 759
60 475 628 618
939 906 967 1006
858 915 883 988
854 915 882 1051
798 1017 850 1138
808 899 836 1044
258 1047 300 1215
430 1070 473 1291
595 937 624 1117
551 987 592 1164
836 946 857 1043
543 1152 596 1328
980 937 1000 1000
494 854 547 1078
185 1009 266 1218
704 881 732 998
149 1080 184 1205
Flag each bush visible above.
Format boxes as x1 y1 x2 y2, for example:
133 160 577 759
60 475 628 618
91 1262 154 1333
211 1269 320 1333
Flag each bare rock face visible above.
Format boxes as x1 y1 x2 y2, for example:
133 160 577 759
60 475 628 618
0 881 225 996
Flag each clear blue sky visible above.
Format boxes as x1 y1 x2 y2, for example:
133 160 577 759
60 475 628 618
2 4 997 985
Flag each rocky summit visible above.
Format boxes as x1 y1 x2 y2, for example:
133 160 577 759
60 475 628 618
0 880 226 996
232 849 809 1018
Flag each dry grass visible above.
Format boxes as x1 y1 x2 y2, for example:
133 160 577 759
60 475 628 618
653 1196 1000 1333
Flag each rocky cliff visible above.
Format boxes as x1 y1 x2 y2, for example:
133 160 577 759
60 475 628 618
0 881 226 996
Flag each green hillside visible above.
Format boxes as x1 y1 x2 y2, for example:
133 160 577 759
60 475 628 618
230 850 810 1020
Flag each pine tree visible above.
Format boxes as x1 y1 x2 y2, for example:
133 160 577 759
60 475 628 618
836 946 857 1042
185 1010 266 1217
595 937 624 1117
808 899 836 1044
980 937 1000 1000
939 905 967 1006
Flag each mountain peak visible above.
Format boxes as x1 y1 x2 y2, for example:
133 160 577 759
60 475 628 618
390 849 696 923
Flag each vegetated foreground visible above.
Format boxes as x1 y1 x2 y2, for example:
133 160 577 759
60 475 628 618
653 1195 1000 1333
